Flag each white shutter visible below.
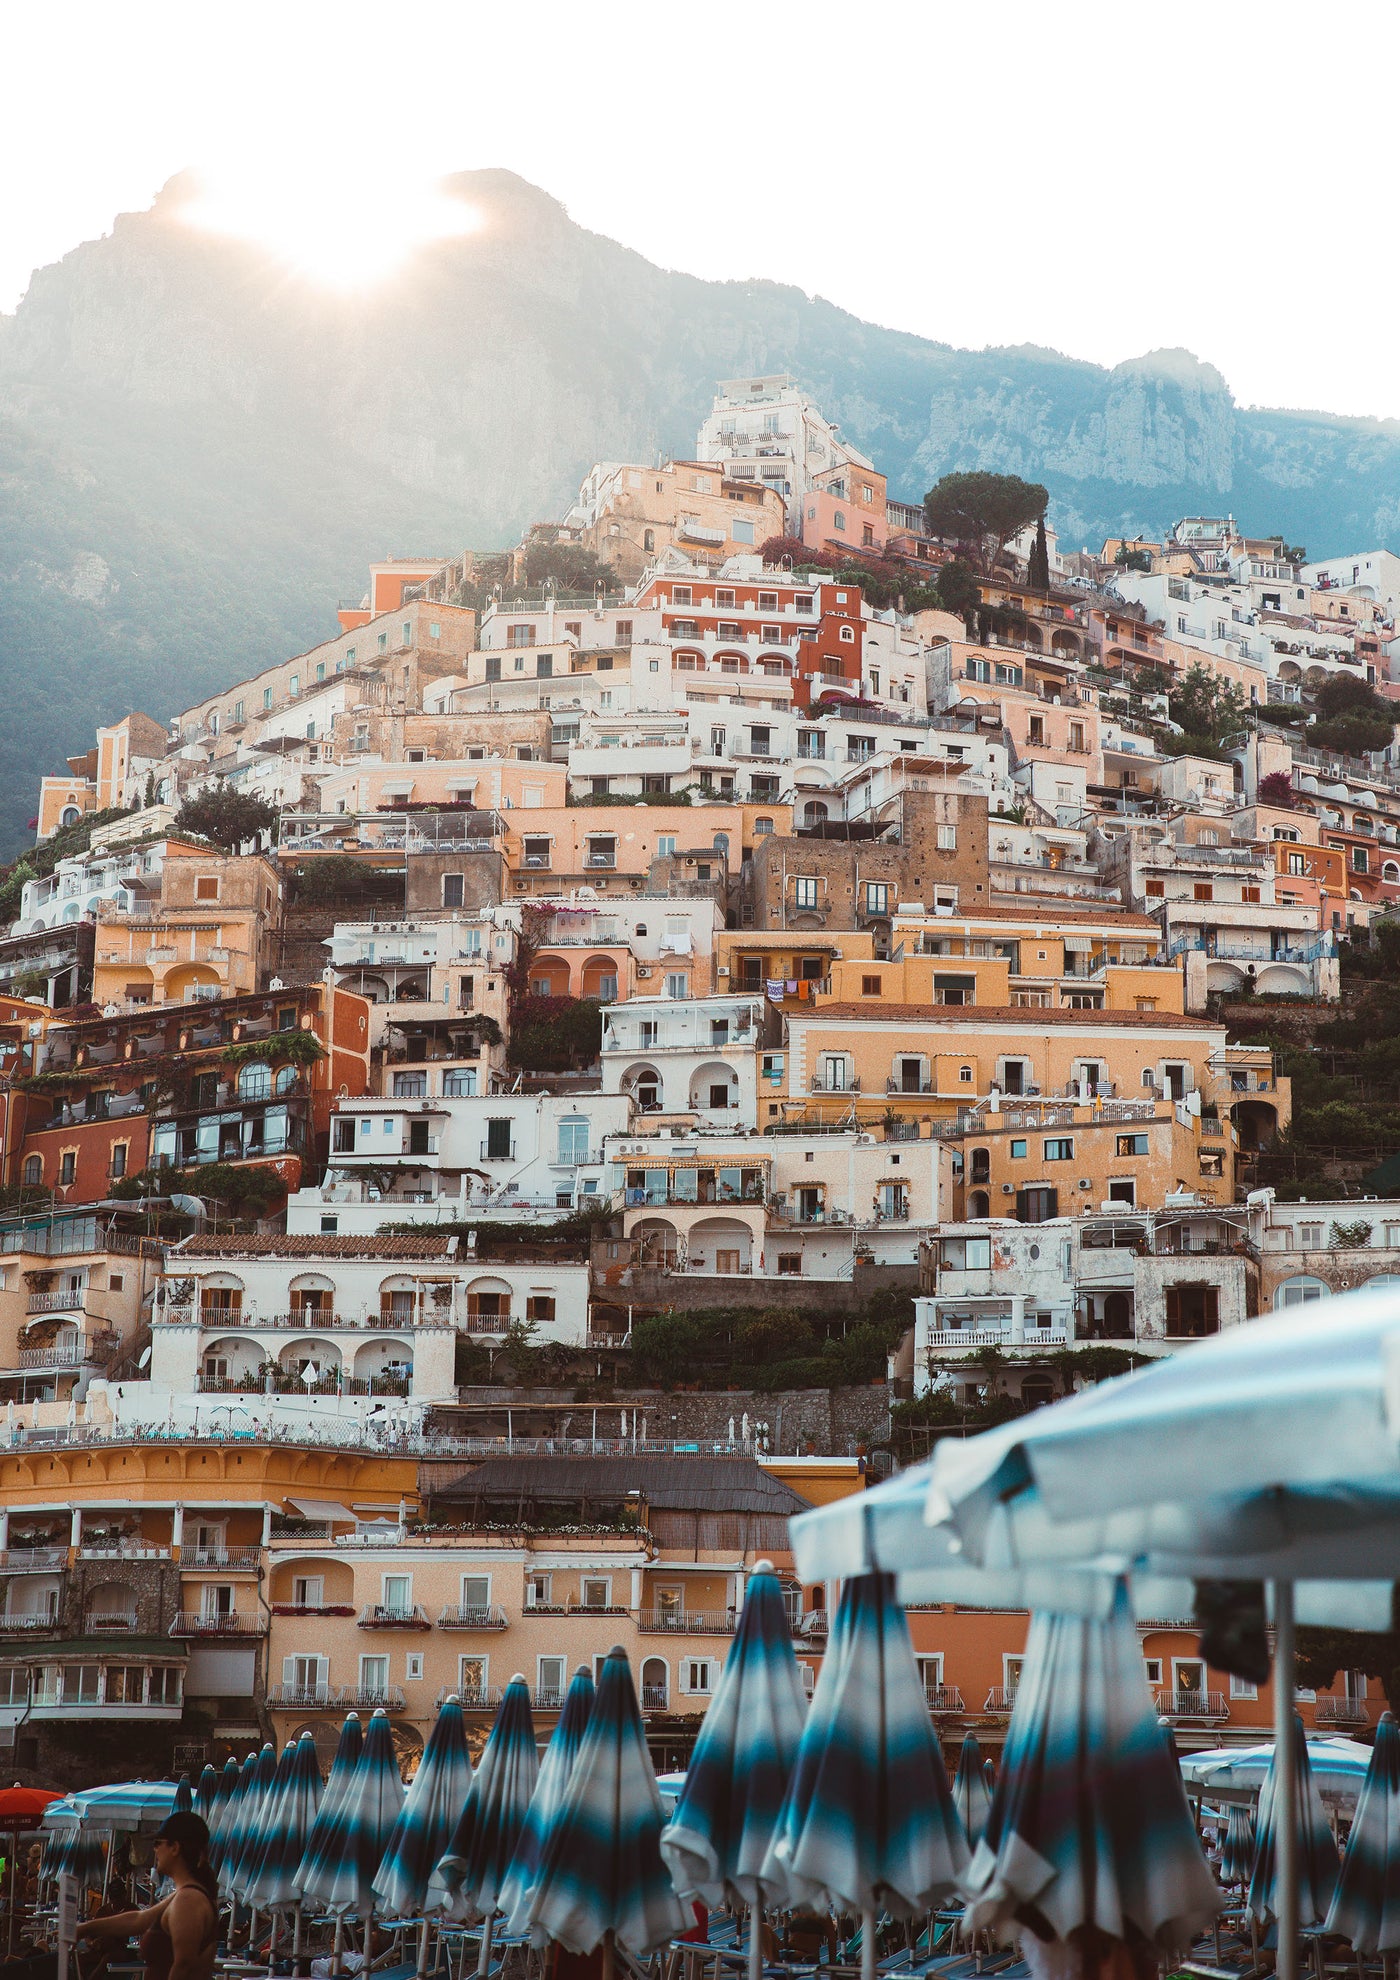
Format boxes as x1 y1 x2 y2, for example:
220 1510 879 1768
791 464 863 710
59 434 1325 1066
317 1656 329 1691
282 1657 298 1687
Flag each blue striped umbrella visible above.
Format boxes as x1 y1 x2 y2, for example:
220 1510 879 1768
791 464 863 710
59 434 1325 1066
298 1709 404 1916
662 1562 808 1918
294 1715 363 1906
763 1570 967 1980
432 1676 538 1931
194 1765 220 1827
65 1782 184 1831
173 1775 193 1815
964 1591 1220 1953
245 1734 323 1910
373 1695 473 1921
525 1646 687 1958
951 1733 992 1850
1249 1717 1339 1928
227 1741 278 1901
500 1668 595 1935
208 1754 245 1877
1221 1805 1256 1889
1325 1711 1400 1952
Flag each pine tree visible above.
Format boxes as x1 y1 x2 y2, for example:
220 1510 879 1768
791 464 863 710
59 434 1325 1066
1027 514 1051 590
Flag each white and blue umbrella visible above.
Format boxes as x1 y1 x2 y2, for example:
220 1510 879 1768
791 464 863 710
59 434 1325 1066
244 1733 323 1911
662 1561 808 1921
951 1733 993 1850
208 1753 247 1879
1325 1711 1400 1952
227 1741 278 1900
298 1709 404 1917
1182 1738 1372 1808
173 1775 193 1816
525 1646 687 1958
1248 1717 1339 1929
500 1668 594 1936
763 1572 967 1980
59 1781 185 1832
374 1694 473 1923
962 1589 1220 1953
1220 1805 1256 1889
433 1676 539 1933
194 1765 220 1827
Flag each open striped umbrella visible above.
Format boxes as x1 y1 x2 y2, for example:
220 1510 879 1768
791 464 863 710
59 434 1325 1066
951 1733 993 1850
525 1646 686 1959
374 1695 473 1923
227 1742 278 1901
62 1782 185 1831
763 1571 967 1980
194 1765 220 1826
244 1734 323 1910
298 1709 404 1916
208 1754 245 1877
1325 1711 1400 1952
662 1561 807 1928
1221 1804 1256 1889
965 1591 1220 1954
1249 1717 1339 1928
500 1668 595 1935
432 1676 538 1935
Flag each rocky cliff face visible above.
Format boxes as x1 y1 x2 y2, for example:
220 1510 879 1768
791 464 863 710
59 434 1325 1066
4 166 1400 853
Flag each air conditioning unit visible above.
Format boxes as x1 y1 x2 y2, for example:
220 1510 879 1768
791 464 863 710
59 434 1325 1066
1078 1179 1092 1190
1001 1183 1015 1195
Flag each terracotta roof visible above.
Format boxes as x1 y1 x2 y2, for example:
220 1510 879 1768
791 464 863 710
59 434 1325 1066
182 1235 456 1260
803 1003 1215 1030
439 1455 811 1516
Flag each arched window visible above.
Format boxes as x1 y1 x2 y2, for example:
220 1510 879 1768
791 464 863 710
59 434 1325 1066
275 1064 300 1094
712 833 729 856
970 1148 990 1184
967 1191 990 1219
60 806 80 828
237 1062 272 1102
1273 1276 1328 1310
22 1156 41 1187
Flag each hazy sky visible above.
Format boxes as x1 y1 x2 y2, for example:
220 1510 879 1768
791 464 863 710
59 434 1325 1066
7 0 1399 420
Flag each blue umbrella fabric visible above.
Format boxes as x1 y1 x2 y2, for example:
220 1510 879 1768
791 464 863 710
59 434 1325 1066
524 1646 687 1956
499 1668 595 1934
373 1694 473 1919
194 1765 220 1827
227 1741 278 1901
762 1571 968 1918
295 1715 363 1894
244 1733 323 1911
662 1562 808 1909
298 1709 405 1915
951 1734 993 1851
173 1775 193 1815
963 1593 1219 1950
1248 1717 1339 1927
1325 1710 1400 1952
432 1676 539 1921
211 1751 255 1883
1221 1805 1256 1889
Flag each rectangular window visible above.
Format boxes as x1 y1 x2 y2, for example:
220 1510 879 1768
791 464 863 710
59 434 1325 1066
936 824 957 851
1010 1138 1027 1159
359 1655 390 1698
1194 882 1213 901
865 882 889 914
1044 1138 1074 1161
1116 1133 1149 1156
381 1575 412 1615
665 972 688 999
793 877 818 909
442 873 465 908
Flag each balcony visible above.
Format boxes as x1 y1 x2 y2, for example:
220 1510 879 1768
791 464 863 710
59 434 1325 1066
1156 1689 1229 1722
25 1290 83 1315
923 1686 966 1715
437 1686 501 1711
19 1342 104 1369
480 1140 517 1161
638 1609 737 1634
1315 1694 1372 1728
267 1683 406 1711
86 1613 140 1634
437 1604 509 1631
358 1604 431 1631
168 1613 268 1638
0 1549 66 1573
642 1684 671 1711
0 1615 58 1635
983 1688 1019 1716
566 1599 630 1616
78 1543 171 1561
184 1547 262 1570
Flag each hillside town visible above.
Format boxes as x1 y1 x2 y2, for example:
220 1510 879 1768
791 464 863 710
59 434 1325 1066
1 373 1397 1787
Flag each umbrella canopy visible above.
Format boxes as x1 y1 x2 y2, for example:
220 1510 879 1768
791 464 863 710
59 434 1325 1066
61 1781 185 1832
951 1734 993 1851
295 1716 363 1901
298 1709 404 1916
1325 1711 1400 1953
208 1754 245 1876
1248 1718 1339 1927
499 1669 594 1935
762 1571 968 1917
44 1825 108 1890
194 1766 220 1827
0 1787 60 1827
963 1590 1220 1950
662 1562 808 1909
244 1735 323 1911
373 1695 473 1919
173 1775 193 1816
227 1742 278 1900
1182 1738 1372 1808
1221 1805 1257 1889
525 1646 687 1956
433 1676 538 1921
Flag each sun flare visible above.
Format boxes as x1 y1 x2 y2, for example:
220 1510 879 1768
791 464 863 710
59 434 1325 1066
179 163 479 289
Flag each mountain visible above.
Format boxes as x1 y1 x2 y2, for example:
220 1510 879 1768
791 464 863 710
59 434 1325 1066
5 166 1400 854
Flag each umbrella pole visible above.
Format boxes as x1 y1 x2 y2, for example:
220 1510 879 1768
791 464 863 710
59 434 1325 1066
7 1833 15 1959
416 1918 430 1980
601 1929 614 1980
749 1887 764 1980
333 1911 345 1972
292 1900 304 1977
1274 1579 1299 1980
861 1909 875 1980
365 1908 374 1971
476 1913 494 1979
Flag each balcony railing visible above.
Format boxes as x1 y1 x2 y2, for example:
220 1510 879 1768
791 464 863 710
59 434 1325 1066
78 1543 171 1561
0 1615 57 1634
638 1609 737 1634
480 1141 517 1161
792 1611 829 1641
86 1613 140 1633
437 1604 509 1630
184 1547 262 1570
266 1683 406 1711
1156 1689 1229 1721
358 1604 431 1630
169 1612 268 1638
984 1688 1019 1715
923 1685 966 1715
25 1290 83 1314
1314 1694 1372 1727
19 1342 100 1369
641 1684 670 1710
437 1686 501 1710
0 1549 66 1572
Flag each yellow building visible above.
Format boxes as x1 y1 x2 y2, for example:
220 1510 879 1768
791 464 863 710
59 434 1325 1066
92 849 282 1008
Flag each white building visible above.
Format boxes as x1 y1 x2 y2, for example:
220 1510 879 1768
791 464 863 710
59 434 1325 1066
599 993 773 1128
1302 549 1400 621
696 375 874 528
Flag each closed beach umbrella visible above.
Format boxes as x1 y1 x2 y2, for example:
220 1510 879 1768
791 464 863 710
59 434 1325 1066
227 1742 278 1900
245 1734 323 1909
763 1572 967 1980
525 1646 686 1959
951 1734 993 1850
172 1775 193 1815
194 1765 220 1827
1325 1710 1400 1952
433 1676 538 1945
295 1715 363 1908
299 1709 404 1916
1249 1716 1340 1930
963 1590 1219 1961
374 1695 473 1922
500 1669 594 1935
1221 1805 1257 1889
662 1558 807 1980
208 1755 244 1877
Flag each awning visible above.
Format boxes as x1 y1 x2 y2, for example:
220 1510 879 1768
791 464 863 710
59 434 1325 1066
1062 936 1095 953
286 1497 354 1522
380 780 415 797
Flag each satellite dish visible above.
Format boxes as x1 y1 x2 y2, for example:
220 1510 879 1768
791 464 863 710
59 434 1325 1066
138 1347 152 1370
169 1194 206 1219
